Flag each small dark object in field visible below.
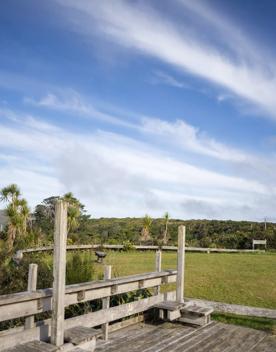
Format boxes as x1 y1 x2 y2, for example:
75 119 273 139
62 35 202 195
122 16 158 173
95 251 106 263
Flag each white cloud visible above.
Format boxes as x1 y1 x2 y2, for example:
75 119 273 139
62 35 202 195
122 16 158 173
25 92 137 129
150 70 187 89
23 90 276 186
55 0 276 119
26 91 256 165
141 117 250 163
1 111 275 220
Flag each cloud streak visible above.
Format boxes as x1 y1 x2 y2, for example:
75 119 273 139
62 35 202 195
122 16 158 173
56 0 276 118
25 92 138 129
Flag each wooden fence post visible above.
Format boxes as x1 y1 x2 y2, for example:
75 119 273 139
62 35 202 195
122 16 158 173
154 250 162 295
51 200 68 347
176 225 185 304
24 263 38 329
102 265 112 340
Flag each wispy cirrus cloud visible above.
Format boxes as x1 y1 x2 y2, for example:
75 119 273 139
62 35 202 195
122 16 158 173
141 117 250 163
25 92 137 129
26 91 254 165
150 70 188 89
55 0 276 119
22 90 276 190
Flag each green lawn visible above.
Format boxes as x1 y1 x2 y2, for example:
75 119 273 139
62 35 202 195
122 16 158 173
97 251 276 309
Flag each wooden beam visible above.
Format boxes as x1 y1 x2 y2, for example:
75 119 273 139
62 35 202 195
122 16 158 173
0 271 177 322
186 298 276 319
154 250 162 295
51 200 68 347
2 291 276 350
176 225 185 304
102 265 112 340
24 264 38 330
0 292 170 350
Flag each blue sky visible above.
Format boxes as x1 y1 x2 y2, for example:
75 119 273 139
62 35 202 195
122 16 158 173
1 0 276 220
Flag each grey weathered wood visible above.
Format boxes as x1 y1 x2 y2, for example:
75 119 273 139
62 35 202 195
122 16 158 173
3 314 276 351
51 200 68 347
102 265 112 340
94 321 276 352
185 298 276 319
154 301 184 311
64 326 100 345
181 304 213 317
15 245 259 261
154 250 162 295
3 340 58 352
24 264 38 329
0 291 174 349
65 292 166 330
176 225 185 304
0 271 176 322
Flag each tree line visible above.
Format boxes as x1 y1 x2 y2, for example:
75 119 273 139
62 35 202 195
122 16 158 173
1 184 275 254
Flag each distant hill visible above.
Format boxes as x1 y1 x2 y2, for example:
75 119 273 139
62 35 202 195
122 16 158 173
73 217 276 249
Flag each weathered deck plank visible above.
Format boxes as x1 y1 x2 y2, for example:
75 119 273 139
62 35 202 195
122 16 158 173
95 322 276 352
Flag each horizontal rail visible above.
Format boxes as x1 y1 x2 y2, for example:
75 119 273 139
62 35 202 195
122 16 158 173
0 270 176 322
188 298 276 319
15 245 261 258
1 290 275 351
0 291 176 350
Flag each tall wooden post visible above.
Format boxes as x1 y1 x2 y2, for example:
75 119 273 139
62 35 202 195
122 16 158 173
102 265 112 340
154 250 162 295
25 263 38 329
176 225 185 304
51 200 68 347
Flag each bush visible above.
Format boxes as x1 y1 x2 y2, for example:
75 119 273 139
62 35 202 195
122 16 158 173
66 252 95 285
122 240 136 252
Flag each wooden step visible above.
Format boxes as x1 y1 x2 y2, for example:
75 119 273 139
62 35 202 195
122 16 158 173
155 301 192 322
154 300 186 311
64 326 101 345
178 314 211 326
178 304 213 326
3 340 58 352
181 304 214 317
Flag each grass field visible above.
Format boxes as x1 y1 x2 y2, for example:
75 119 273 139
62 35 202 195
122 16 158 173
96 251 276 309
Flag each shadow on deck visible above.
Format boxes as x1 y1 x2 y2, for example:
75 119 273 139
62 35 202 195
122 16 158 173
96 321 276 352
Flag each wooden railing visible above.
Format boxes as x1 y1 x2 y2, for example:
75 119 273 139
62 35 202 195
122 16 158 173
14 245 259 261
0 269 177 350
0 270 177 322
0 201 186 351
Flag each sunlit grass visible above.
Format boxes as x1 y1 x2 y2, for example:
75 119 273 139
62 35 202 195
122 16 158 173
97 250 276 309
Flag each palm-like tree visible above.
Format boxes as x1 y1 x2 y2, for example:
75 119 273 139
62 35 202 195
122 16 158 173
163 212 170 244
0 184 30 250
0 184 20 206
140 214 152 242
17 198 30 235
62 192 83 234
5 203 19 249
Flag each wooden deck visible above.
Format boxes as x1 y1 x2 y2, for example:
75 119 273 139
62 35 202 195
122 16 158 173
96 321 276 352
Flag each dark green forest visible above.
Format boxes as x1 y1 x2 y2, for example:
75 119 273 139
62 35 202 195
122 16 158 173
70 217 275 249
1 184 275 253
